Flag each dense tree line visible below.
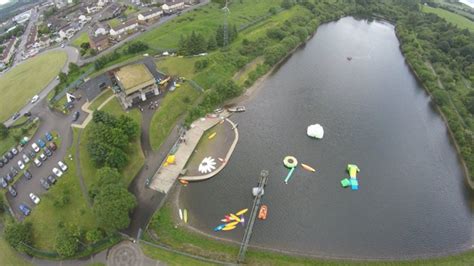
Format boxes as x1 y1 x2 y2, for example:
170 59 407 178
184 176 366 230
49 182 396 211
0 25 25 44
94 41 149 70
87 111 139 169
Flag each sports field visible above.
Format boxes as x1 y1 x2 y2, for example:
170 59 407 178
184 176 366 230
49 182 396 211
422 5 474 32
0 51 67 121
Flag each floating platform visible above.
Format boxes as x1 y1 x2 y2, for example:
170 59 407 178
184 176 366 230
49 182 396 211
341 178 351 188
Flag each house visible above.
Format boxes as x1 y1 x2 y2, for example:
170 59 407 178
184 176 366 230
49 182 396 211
0 38 17 64
25 25 37 49
59 23 79 39
89 33 110 51
137 8 163 24
94 26 108 36
109 19 138 38
114 63 161 109
33 36 52 49
99 3 123 21
161 0 185 14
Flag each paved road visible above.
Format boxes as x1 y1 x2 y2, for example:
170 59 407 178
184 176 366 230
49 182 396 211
3 46 79 127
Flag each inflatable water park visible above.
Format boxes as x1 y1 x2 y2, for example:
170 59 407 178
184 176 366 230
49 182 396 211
341 164 360 191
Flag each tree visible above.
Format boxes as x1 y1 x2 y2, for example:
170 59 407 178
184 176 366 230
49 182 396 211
55 227 80 257
86 228 104 243
281 0 295 9
207 34 217 51
4 222 33 251
80 42 90 51
93 184 137 231
68 62 80 73
58 72 68 84
0 123 8 139
90 167 123 199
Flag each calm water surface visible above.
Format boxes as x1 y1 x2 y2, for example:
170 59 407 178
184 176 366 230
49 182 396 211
181 17 473 259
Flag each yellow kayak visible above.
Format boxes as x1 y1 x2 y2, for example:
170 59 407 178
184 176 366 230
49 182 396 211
225 221 239 228
222 225 236 231
230 213 240 222
235 208 248 216
208 132 217 139
183 209 188 223
301 163 316 173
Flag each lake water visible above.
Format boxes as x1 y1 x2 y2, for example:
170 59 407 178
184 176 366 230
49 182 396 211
180 17 473 259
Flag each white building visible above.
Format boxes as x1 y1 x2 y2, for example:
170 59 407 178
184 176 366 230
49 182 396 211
109 20 138 37
161 0 185 14
59 24 79 39
137 8 163 23
13 10 31 24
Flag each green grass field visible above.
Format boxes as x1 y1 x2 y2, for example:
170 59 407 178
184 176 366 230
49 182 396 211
89 89 114 111
0 235 31 266
25 128 98 250
132 0 281 49
422 5 474 32
107 18 122 28
156 57 201 79
80 98 144 189
72 32 90 47
0 51 67 121
149 84 201 150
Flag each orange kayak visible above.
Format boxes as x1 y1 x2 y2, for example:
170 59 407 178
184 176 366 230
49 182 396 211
301 163 316 173
179 179 189 185
258 205 268 220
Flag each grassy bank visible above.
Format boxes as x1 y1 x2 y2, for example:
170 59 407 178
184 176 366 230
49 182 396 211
0 119 39 155
421 5 474 32
72 32 90 47
0 51 67 121
149 84 201 150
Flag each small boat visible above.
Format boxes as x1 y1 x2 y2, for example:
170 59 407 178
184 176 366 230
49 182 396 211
301 163 316 173
225 221 239 228
347 56 352 61
235 208 248 216
214 224 226 231
183 209 188 223
179 179 189 185
222 225 237 231
230 213 241 222
208 132 217 139
179 209 183 220
218 157 226 163
228 106 246 112
258 205 268 220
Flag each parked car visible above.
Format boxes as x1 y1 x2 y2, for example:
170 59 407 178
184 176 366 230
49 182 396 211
58 161 68 172
17 160 25 170
48 142 57 151
29 193 40 204
5 151 13 159
45 132 53 141
39 153 47 162
0 178 7 188
0 160 3 168
1 156 8 164
72 111 80 122
44 147 52 157
31 95 39 103
32 143 40 153
24 170 32 180
18 204 31 216
10 167 18 177
37 139 46 148
52 168 63 178
11 147 18 156
5 173 12 183
22 154 30 163
8 186 17 197
34 158 42 167
40 178 50 190
12 112 21 120
47 175 56 184
28 150 36 158
24 111 32 117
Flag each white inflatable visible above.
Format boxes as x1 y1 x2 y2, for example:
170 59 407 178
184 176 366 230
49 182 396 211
307 124 324 139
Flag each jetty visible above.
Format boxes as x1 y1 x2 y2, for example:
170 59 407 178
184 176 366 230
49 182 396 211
237 170 269 263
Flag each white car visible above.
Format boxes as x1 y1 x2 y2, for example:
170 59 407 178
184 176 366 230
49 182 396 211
17 160 25 170
31 95 39 103
58 161 68 172
22 154 30 163
34 158 42 167
32 143 40 153
29 193 40 204
52 167 63 178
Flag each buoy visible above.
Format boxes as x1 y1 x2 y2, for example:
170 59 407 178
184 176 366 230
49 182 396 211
301 163 316 173
179 209 183 220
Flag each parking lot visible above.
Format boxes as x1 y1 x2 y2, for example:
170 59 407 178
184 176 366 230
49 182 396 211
1 94 89 220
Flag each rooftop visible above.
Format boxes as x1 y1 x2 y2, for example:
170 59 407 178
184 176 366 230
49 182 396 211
114 64 155 95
